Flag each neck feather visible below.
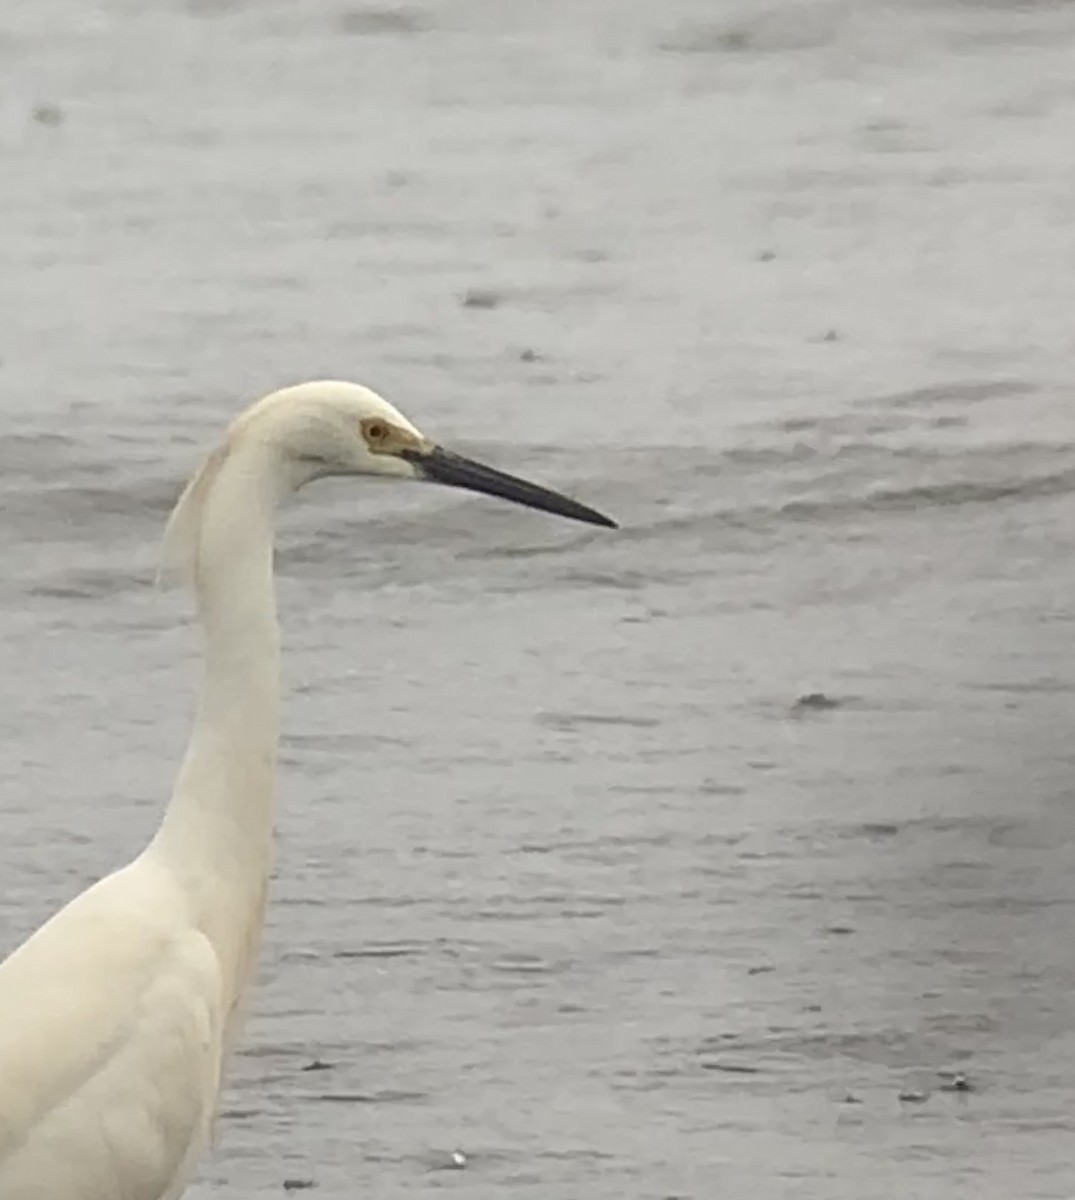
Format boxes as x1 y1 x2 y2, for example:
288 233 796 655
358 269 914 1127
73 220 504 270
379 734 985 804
148 437 290 993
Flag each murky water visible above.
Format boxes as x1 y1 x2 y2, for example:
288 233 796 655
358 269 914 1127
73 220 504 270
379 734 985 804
4 0 1075 1195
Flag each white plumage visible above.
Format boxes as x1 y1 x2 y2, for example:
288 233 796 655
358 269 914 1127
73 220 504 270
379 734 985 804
0 381 614 1198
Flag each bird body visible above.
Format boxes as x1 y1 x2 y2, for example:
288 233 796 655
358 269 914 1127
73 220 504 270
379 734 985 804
0 860 224 1198
0 381 615 1198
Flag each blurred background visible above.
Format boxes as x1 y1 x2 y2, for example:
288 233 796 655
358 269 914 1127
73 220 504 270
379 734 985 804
3 0 1075 1196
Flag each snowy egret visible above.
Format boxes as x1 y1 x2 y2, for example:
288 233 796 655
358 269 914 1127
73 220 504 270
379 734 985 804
0 380 615 1198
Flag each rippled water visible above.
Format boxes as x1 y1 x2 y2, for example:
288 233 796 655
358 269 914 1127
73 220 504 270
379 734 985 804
4 0 1075 1196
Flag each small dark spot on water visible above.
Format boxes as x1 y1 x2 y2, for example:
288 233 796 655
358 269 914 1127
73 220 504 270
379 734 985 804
867 379 1036 411
792 691 841 714
300 1058 334 1072
282 1181 317 1192
334 941 424 959
698 779 746 797
32 103 64 126
338 7 428 35
855 822 901 839
825 924 856 936
536 710 660 731
573 247 610 263
757 248 776 261
490 953 557 974
701 1060 761 1074
697 1032 738 1051
747 964 775 975
27 570 126 601
181 0 244 13
313 1089 427 1104
462 287 501 309
519 347 542 362
898 1088 930 1104
864 116 906 135
658 23 753 54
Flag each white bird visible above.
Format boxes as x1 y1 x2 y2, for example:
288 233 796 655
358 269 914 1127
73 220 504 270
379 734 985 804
0 380 615 1199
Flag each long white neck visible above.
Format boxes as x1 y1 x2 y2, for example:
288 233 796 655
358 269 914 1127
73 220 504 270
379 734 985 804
148 437 290 1006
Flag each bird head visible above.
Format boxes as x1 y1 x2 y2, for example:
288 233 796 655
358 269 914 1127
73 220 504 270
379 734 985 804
233 380 617 528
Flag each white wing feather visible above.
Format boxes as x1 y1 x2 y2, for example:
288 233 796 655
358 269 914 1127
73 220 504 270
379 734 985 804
0 858 225 1200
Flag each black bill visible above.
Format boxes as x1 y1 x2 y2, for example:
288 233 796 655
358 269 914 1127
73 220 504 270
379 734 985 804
402 445 617 529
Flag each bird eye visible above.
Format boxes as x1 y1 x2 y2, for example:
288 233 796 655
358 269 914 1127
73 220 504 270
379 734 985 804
366 421 388 442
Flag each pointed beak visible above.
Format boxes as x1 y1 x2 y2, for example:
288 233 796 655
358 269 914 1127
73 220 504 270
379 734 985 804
400 445 617 529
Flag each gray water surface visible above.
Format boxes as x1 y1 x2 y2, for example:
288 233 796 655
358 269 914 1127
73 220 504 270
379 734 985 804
4 1 1075 1196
